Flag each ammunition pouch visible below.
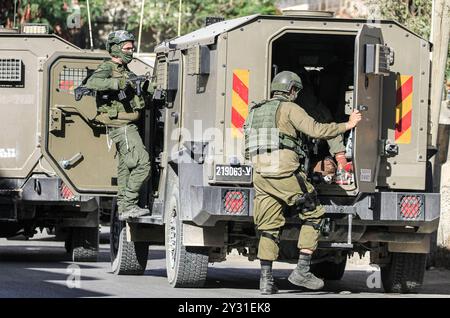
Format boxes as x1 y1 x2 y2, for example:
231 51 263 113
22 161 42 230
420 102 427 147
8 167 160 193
294 171 319 213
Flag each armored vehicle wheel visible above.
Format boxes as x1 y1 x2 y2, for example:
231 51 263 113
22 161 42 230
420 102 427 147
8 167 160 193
310 257 347 281
68 227 99 262
165 182 209 288
110 206 149 275
381 252 426 293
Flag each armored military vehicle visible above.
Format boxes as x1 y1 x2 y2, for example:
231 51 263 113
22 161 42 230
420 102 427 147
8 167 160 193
18 11 439 293
0 25 153 262
136 11 438 293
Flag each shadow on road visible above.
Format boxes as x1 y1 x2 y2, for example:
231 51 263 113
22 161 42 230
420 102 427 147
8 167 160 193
201 267 450 296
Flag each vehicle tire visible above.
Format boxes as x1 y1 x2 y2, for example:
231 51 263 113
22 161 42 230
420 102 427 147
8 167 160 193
165 170 209 288
381 252 427 293
310 257 347 281
110 203 149 275
69 227 99 262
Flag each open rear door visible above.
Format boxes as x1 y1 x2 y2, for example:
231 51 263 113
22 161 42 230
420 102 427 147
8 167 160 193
42 53 117 195
353 25 385 193
41 53 155 196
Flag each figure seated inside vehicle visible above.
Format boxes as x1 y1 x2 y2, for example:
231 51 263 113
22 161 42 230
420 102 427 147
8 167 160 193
295 67 354 185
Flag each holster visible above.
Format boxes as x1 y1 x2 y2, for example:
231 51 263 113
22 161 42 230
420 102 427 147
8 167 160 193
294 171 319 213
295 190 318 213
300 218 331 237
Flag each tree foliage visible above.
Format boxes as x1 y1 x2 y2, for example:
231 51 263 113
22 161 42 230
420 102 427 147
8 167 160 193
365 0 449 80
126 0 278 45
1 1 105 39
366 0 432 39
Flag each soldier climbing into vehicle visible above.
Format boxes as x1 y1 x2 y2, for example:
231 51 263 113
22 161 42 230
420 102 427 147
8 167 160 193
244 70 362 294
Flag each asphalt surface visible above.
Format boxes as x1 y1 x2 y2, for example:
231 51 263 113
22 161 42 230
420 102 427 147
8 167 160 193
0 228 449 298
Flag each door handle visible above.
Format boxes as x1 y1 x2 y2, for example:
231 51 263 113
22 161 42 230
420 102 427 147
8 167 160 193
171 111 179 124
60 152 83 169
356 104 368 112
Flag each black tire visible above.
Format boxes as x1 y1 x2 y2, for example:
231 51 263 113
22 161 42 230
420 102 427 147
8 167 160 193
310 257 347 281
165 170 209 288
381 252 427 293
110 203 149 275
69 227 99 262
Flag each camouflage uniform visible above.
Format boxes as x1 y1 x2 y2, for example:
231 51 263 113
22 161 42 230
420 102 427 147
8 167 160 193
250 95 347 259
85 31 150 220
244 71 348 294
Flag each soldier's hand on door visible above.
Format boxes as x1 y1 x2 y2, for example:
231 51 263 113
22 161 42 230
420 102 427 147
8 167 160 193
345 110 362 130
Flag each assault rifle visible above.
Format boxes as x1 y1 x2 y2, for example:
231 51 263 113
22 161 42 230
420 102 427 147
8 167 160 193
74 72 154 101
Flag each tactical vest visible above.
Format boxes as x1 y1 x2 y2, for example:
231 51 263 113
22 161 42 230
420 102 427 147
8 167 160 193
96 62 144 117
244 98 305 158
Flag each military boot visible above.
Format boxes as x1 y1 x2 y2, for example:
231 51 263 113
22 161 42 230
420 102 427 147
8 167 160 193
288 252 324 290
118 205 150 221
260 261 278 295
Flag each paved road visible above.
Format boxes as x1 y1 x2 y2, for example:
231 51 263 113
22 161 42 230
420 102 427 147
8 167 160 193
0 229 449 298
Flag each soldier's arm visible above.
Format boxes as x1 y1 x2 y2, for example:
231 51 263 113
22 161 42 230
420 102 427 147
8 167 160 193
316 103 346 154
327 134 346 156
85 63 125 91
288 103 347 139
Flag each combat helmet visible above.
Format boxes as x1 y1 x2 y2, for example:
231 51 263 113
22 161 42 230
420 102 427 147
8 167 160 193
106 30 135 53
270 71 303 94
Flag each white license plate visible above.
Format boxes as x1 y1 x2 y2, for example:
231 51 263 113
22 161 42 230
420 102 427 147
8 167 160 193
215 165 252 183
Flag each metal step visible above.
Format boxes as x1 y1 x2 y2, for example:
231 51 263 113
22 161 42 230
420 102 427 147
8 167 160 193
319 242 354 249
127 215 163 225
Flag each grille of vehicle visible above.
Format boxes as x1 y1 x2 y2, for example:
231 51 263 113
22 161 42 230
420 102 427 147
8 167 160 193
0 59 22 82
399 194 424 220
58 67 87 93
222 189 249 215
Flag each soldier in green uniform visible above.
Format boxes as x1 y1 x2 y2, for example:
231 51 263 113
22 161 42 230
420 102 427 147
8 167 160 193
85 30 150 221
244 71 361 294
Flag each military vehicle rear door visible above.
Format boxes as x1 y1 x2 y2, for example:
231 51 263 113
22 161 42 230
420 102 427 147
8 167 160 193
42 53 117 195
41 53 154 196
353 25 386 193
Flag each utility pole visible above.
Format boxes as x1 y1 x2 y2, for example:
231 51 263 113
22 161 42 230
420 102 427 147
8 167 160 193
430 0 450 252
137 0 145 55
178 0 182 36
87 0 94 51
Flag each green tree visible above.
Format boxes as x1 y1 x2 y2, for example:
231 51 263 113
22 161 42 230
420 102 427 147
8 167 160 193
126 0 278 46
1 1 105 38
365 0 449 80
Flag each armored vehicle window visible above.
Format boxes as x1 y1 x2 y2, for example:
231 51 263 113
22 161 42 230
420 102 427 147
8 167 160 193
0 58 24 88
58 67 88 93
